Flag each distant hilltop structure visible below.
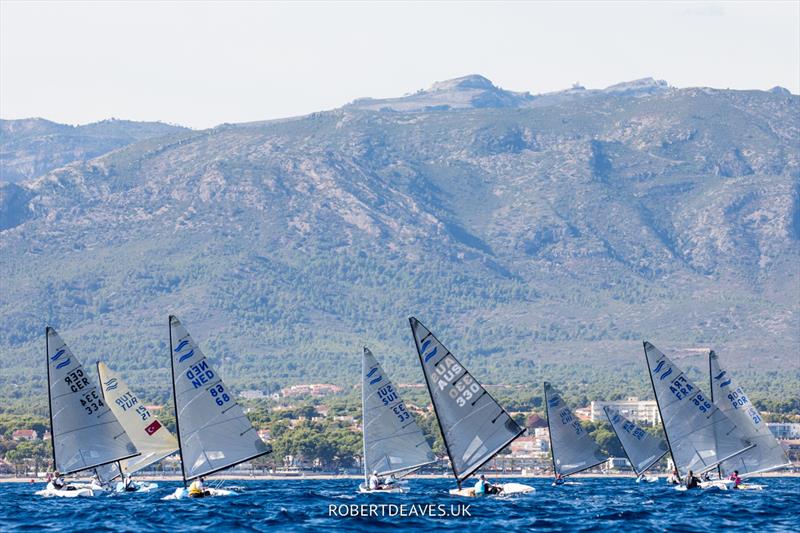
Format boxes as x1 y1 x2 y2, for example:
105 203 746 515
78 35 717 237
280 383 343 398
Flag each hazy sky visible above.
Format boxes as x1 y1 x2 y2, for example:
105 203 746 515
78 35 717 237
1 1 798 129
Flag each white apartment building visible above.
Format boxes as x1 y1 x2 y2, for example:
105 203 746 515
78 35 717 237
590 397 660 426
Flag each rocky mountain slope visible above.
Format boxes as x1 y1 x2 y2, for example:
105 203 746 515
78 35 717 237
1 77 797 405
0 118 187 184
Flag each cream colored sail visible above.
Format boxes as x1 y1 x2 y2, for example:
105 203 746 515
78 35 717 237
97 362 178 475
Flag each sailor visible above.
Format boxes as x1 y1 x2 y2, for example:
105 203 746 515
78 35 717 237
667 468 680 485
51 471 65 490
684 470 701 489
728 470 742 489
123 474 137 492
474 473 488 495
368 470 381 491
188 476 207 498
554 472 565 486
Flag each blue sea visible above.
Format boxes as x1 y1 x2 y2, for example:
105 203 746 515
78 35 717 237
1 478 798 532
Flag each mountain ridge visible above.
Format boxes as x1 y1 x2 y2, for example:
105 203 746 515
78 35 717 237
0 75 798 406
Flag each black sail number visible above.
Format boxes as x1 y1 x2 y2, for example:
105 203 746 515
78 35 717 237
79 390 104 415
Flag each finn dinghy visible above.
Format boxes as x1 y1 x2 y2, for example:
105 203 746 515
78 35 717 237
603 406 668 483
409 317 534 497
643 342 754 491
37 327 140 498
544 382 607 486
359 347 437 493
708 350 790 489
93 362 179 493
164 316 271 500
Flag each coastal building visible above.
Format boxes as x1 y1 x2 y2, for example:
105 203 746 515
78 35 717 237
239 389 267 400
11 429 38 441
257 429 271 443
605 457 631 471
280 384 343 398
767 423 800 440
590 397 660 426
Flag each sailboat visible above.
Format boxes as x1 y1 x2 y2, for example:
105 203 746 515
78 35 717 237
544 382 607 485
709 350 790 486
164 315 272 499
603 406 668 482
409 317 534 497
94 362 180 492
359 347 436 493
36 327 140 498
643 342 754 490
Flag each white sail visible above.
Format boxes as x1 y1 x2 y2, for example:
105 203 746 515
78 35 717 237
544 382 607 477
97 362 179 476
46 327 138 475
362 347 436 478
709 350 791 477
604 406 668 476
169 316 271 481
643 341 753 477
409 317 524 486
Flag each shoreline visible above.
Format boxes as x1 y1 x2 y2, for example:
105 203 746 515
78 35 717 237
2 472 798 483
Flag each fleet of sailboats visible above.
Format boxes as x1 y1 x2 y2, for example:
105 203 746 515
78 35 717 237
37 328 139 497
32 319 791 499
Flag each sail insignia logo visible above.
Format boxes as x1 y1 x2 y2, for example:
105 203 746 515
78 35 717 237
659 368 673 381
423 346 438 363
178 349 195 363
548 397 559 408
50 348 66 361
653 360 665 374
104 378 119 391
174 340 189 352
55 358 71 369
366 366 382 385
714 371 731 388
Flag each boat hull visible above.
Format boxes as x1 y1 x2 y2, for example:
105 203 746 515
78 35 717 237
162 487 236 500
36 482 94 498
358 485 409 494
449 482 535 497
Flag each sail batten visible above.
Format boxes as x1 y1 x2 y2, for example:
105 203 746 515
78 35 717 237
97 362 179 476
709 351 791 477
603 406 668 476
643 342 752 478
46 327 139 476
409 317 524 485
169 316 271 482
362 347 436 479
544 382 607 477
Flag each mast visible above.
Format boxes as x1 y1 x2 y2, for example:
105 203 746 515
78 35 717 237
709 350 721 479
45 327 56 471
361 347 368 485
169 315 187 487
544 382 557 478
410 319 460 489
643 341 679 481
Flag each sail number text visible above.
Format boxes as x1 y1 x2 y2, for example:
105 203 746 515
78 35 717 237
668 376 712 413
377 384 411 422
115 392 151 421
434 356 478 407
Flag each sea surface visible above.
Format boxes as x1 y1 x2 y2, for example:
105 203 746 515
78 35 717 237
1 477 799 532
